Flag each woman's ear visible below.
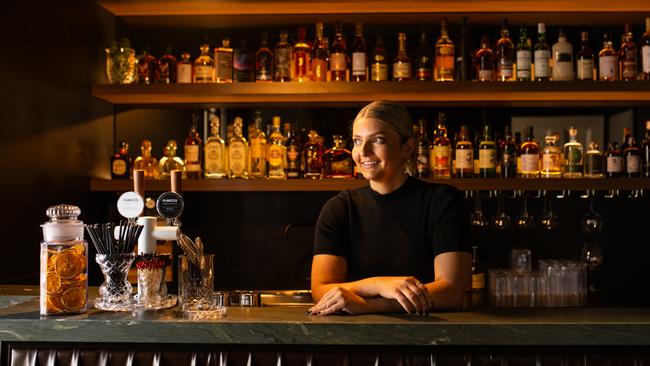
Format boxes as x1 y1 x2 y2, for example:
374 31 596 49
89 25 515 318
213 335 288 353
402 137 416 157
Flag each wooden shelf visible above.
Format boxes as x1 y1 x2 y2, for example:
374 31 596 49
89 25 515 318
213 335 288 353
91 81 650 108
90 177 650 193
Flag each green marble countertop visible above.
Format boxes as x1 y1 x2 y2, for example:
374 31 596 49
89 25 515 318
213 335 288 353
1 286 650 346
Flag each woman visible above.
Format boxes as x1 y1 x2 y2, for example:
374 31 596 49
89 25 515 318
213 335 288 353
310 100 471 316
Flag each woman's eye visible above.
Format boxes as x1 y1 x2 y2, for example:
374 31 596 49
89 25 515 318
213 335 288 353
373 137 386 144
353 139 362 146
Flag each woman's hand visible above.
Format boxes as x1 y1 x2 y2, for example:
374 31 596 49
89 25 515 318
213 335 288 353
373 276 432 315
308 286 369 316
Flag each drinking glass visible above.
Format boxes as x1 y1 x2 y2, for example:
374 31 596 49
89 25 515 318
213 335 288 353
515 193 535 229
179 254 215 310
511 248 532 273
470 194 489 228
491 193 512 230
538 193 559 230
581 241 603 292
581 197 604 234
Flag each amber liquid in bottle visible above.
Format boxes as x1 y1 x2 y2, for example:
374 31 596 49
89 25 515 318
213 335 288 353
311 23 328 82
393 32 412 81
351 22 367 82
415 28 433 81
474 35 495 81
370 35 389 81
293 27 311 82
496 18 514 81
642 17 650 80
500 126 517 178
576 31 594 80
599 33 618 81
330 20 349 82
455 126 473 178
256 32 274 82
520 126 540 178
619 22 638 81
184 117 203 179
214 38 234 83
434 18 455 81
274 31 292 82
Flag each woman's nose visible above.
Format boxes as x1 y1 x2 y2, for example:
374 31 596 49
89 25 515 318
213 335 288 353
360 140 373 156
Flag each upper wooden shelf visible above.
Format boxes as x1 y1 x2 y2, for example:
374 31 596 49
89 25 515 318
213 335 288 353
91 81 650 108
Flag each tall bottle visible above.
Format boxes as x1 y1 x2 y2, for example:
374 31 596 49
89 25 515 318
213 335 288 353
624 136 641 178
599 33 618 81
478 125 497 178
159 140 185 178
434 18 455 81
249 112 267 178
642 121 650 177
605 142 623 178
233 38 254 82
541 134 562 178
304 130 324 178
432 113 451 178
496 18 514 81
563 127 583 178
133 140 159 179
330 20 349 82
293 27 311 82
415 119 430 178
455 126 473 178
284 124 302 179
157 45 177 83
351 22 367 82
311 23 329 81
516 26 532 81
111 141 131 179
474 35 495 81
204 115 227 179
415 28 433 81
274 31 292 82
214 38 234 83
184 117 203 179
576 31 595 80
137 48 157 84
370 34 389 81
520 126 540 178
456 17 470 81
267 116 286 179
642 17 650 80
228 117 249 179
584 142 604 178
194 43 215 83
393 33 412 81
500 126 517 178
552 29 574 81
470 246 486 308
323 135 353 178
176 52 193 83
255 32 273 82
619 22 638 81
533 22 550 81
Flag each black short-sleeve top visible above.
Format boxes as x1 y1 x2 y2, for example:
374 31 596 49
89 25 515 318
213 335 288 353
313 176 470 283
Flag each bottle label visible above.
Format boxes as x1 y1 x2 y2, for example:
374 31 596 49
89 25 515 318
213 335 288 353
330 53 347 71
435 55 455 80
497 62 513 79
553 57 574 81
228 141 246 175
249 139 265 176
521 154 539 172
565 148 582 171
621 59 638 79
393 62 411 79
478 70 494 81
472 273 485 290
606 156 623 173
585 154 603 175
274 48 291 79
112 160 127 176
478 149 496 169
204 142 224 174
516 50 532 78
534 50 550 77
330 160 351 176
433 145 450 169
643 45 650 73
256 52 273 81
305 146 323 174
294 51 309 78
438 46 454 56
177 64 193 83
455 149 473 169
416 147 429 173
216 52 233 81
576 59 594 80
371 63 389 81
194 65 213 82
352 52 367 76
185 145 200 164
627 155 640 173
286 145 301 169
268 144 284 169
311 59 327 81
416 67 433 81
556 52 572 63
542 152 561 171
599 55 617 80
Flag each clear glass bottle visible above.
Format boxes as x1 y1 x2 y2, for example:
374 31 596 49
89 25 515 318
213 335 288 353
157 45 177 83
323 135 353 178
267 116 286 179
563 126 583 178
599 33 618 81
474 35 495 81
432 113 451 178
393 32 412 81
541 134 562 178
184 118 202 179
293 27 311 82
435 18 455 81
415 27 433 81
478 124 497 178
134 139 160 179
552 29 574 81
284 124 302 179
520 126 540 178
516 26 532 81
137 48 157 84
370 34 389 81
330 20 349 82
274 31 292 82
619 22 638 81
204 116 227 179
311 23 328 81
642 17 650 80
533 22 550 81
643 120 650 177
455 126 474 178
304 130 324 179
228 117 249 179
500 125 517 178
159 140 185 178
624 136 641 178
255 32 274 82
605 142 623 178
234 38 255 82
496 18 514 81
584 142 604 178
576 31 594 81
111 141 131 179
194 43 215 83
249 111 267 178
415 119 430 178
351 22 367 82
176 52 193 83
214 38 233 83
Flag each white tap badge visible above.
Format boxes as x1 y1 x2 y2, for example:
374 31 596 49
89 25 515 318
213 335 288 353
117 191 144 219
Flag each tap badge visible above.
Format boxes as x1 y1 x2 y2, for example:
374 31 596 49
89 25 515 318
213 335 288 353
156 191 184 219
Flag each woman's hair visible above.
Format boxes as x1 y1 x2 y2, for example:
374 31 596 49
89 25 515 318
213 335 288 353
353 100 416 176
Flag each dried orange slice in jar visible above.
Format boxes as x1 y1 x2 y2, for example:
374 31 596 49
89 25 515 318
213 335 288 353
46 296 63 313
53 252 83 279
69 244 85 255
61 286 86 312
46 271 62 293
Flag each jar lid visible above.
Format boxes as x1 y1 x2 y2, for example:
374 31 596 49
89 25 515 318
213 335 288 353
45 204 81 223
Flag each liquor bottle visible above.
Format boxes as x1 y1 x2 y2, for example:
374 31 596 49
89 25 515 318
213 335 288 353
496 18 514 81
478 125 497 178
157 45 176 83
540 134 562 178
133 140 160 179
111 141 131 179
474 35 495 81
515 131 523 175
159 140 185 178
563 126 583 178
370 34 389 81
274 31 292 82
605 142 623 178
234 38 255 82
267 116 286 179
456 16 470 81
204 115 227 179
137 48 157 84
552 29 574 81
293 27 311 82
520 126 540 178
227 117 248 179
584 142 604 178
176 52 193 83
643 121 650 177
642 17 650 80
599 33 618 81
330 20 349 82
323 135 353 178
533 22 550 81
455 126 473 178
194 43 215 83
311 23 328 81
351 22 367 82
256 32 274 82
434 18 455 81
470 246 486 308
214 38 234 83
304 130 324 178
516 26 532 81
624 136 641 178
415 119 430 178
415 28 433 81
432 114 451 178
576 31 594 81
619 22 638 81
500 125 517 178
184 117 202 179
393 33 412 81
249 111 267 178
284 124 302 179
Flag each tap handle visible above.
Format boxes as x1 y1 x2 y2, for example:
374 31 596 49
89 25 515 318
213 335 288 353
133 169 145 199
171 170 182 194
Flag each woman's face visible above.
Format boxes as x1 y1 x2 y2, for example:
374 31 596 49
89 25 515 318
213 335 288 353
352 117 410 185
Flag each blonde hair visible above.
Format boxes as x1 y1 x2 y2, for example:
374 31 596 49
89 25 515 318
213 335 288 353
353 100 416 176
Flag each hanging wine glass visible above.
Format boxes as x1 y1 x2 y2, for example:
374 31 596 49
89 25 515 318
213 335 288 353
581 197 604 234
470 193 489 228
538 192 559 230
515 192 536 229
491 193 512 230
581 196 604 292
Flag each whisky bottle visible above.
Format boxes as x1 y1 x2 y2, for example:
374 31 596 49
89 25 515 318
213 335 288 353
599 33 618 81
470 246 486 308
619 22 638 81
234 38 255 82
520 126 540 178
415 28 433 81
323 135 353 179
500 126 517 178
576 31 594 81
293 27 311 82
584 142 604 178
370 34 389 81
415 119 430 178
330 20 349 82
267 116 286 179
642 17 650 80
516 26 532 81
496 18 514 81
311 23 328 82
304 130 324 179
474 35 495 81
434 18 455 81
159 140 185 178
541 134 562 178
157 45 176 83
228 117 249 179
432 113 451 178
111 141 131 179
643 121 650 177
393 33 412 81
204 115 227 179
176 52 193 83
214 38 234 83
533 23 550 81
455 126 473 178
255 32 274 82
351 22 367 82
552 29 574 81
133 140 160 179
184 117 202 179
284 124 302 179
624 136 641 178
249 111 267 178
620 127 632 153
137 48 157 84
194 43 215 83
478 125 497 178
274 31 292 82
563 127 583 178
605 142 623 178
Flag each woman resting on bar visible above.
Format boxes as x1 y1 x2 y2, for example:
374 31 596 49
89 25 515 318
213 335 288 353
310 100 471 316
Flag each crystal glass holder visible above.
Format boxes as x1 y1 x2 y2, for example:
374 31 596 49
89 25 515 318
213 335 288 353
94 253 135 311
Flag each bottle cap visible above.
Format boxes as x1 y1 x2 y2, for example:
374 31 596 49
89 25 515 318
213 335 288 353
156 191 184 219
117 191 144 219
537 23 545 34
41 204 84 242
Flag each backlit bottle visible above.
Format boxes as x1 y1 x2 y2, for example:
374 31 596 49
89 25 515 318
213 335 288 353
496 18 514 81
474 35 495 81
274 31 292 82
304 130 324 179
267 116 286 179
500 126 517 178
432 113 451 178
228 117 249 179
563 126 583 178
134 140 160 179
520 126 540 178
351 22 367 82
370 34 389 81
434 18 455 81
393 33 412 81
111 141 131 179
323 135 353 178
194 43 214 83
619 22 638 81
576 31 594 80
204 115 227 179
311 23 328 81
415 28 433 81
330 20 349 82
478 124 497 178
184 117 202 179
159 140 185 178
255 32 273 82
455 126 473 178
214 38 234 83
599 33 618 81
293 27 311 82
541 134 562 178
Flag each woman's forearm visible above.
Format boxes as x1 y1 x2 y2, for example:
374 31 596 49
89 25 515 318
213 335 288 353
425 279 466 309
